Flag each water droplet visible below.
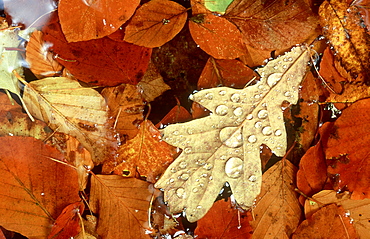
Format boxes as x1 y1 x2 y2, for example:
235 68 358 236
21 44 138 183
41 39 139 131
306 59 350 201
196 159 206 165
173 130 179 136
231 93 240 102
205 93 213 100
203 163 213 170
282 65 287 69
284 91 291 97
257 110 268 119
219 90 226 96
176 188 185 198
249 175 257 182
254 94 260 99
220 127 243 148
169 178 175 183
262 126 272 136
215 105 229 116
180 173 189 180
184 147 192 154
275 129 282 136
179 161 187 169
233 107 243 117
288 57 293 61
246 114 253 120
189 94 194 100
225 157 243 178
192 187 199 193
267 73 283 87
254 122 262 128
187 128 194 135
220 155 227 160
171 167 177 173
200 173 208 178
248 135 257 143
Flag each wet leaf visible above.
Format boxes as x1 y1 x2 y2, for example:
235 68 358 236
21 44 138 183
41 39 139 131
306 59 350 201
124 0 187 48
292 204 357 239
189 3 246 59
225 0 319 51
155 105 192 128
113 120 174 183
155 45 311 222
251 160 301 238
89 175 157 239
58 0 139 42
22 77 118 164
203 0 233 14
0 136 80 238
319 0 370 81
195 199 253 238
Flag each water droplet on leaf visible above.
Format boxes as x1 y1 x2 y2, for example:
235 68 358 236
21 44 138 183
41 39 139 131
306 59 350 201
176 188 185 198
215 105 229 116
262 126 272 135
233 107 243 117
230 93 240 102
267 73 283 87
257 110 268 119
248 135 257 143
225 157 243 178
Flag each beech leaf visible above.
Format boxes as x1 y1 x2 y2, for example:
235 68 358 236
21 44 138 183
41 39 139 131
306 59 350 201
22 77 118 164
155 45 311 222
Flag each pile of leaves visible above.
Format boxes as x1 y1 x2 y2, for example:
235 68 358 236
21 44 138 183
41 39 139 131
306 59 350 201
0 0 369 238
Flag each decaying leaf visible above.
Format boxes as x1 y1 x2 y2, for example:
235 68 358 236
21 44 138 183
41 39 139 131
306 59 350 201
155 45 311 222
0 136 80 238
251 160 301 238
22 77 118 164
124 0 187 48
89 175 158 239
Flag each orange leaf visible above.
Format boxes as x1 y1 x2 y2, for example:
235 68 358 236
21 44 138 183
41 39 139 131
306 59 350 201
292 204 358 239
189 6 246 59
124 0 187 48
58 0 140 42
113 120 174 182
48 202 85 239
195 200 253 238
89 175 157 238
155 105 192 128
225 0 319 51
0 136 80 238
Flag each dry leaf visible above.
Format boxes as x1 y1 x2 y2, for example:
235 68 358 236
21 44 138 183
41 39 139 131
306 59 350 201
155 45 311 222
89 175 158 239
113 120 174 183
124 0 187 48
0 136 80 238
22 77 118 164
58 0 139 42
251 160 301 238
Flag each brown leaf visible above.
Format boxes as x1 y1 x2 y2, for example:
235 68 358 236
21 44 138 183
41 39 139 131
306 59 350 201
155 105 192 128
0 136 80 238
113 120 174 183
319 0 370 81
124 0 187 48
251 160 301 238
155 46 311 222
195 200 253 238
293 204 358 239
89 175 157 239
225 0 319 51
58 0 139 42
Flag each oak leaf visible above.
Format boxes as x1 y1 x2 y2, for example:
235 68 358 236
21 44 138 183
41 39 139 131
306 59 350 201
124 0 188 48
58 0 139 42
89 175 158 239
155 45 311 222
0 136 80 238
22 77 118 164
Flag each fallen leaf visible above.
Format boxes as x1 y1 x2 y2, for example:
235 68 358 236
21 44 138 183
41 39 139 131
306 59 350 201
319 0 370 81
124 0 187 48
203 0 233 14
189 3 246 59
195 199 253 238
48 202 85 239
26 30 63 78
225 0 319 51
102 84 145 141
58 0 139 42
155 104 192 128
89 175 158 239
22 77 118 164
323 98 370 199
155 45 311 222
0 136 80 238
42 14 152 86
305 190 370 238
292 204 358 239
251 160 301 238
325 82 370 106
113 120 174 183
138 61 171 102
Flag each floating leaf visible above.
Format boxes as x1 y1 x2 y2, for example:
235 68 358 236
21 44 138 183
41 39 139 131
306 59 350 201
22 77 118 164
89 175 157 239
113 120 174 183
225 0 319 51
0 136 80 238
251 160 301 238
203 0 234 14
195 199 253 238
155 45 311 222
58 0 140 42
124 0 187 48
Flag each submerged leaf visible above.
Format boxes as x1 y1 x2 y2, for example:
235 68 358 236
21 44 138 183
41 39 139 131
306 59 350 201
155 45 311 222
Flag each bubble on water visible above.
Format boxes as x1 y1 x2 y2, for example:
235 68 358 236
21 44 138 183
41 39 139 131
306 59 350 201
231 93 240 103
215 105 229 116
176 188 185 198
275 129 282 136
262 126 272 136
267 73 283 87
233 107 243 117
257 110 268 119
225 157 243 178
248 135 257 143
